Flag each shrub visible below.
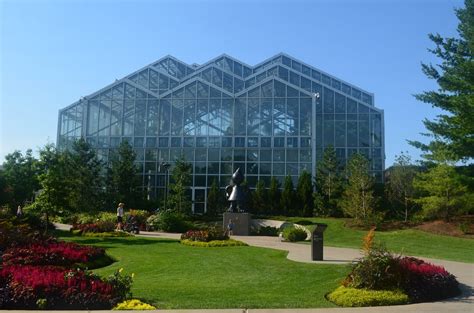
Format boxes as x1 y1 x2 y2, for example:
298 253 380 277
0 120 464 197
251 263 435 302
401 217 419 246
113 299 156 310
399 257 460 302
71 221 116 234
282 226 307 242
2 241 106 267
327 286 409 307
180 239 248 247
252 226 279 236
0 220 41 250
146 210 193 233
343 244 403 291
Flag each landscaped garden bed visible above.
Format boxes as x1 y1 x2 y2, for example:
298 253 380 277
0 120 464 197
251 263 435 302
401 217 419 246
0 212 134 310
327 228 461 307
180 229 247 247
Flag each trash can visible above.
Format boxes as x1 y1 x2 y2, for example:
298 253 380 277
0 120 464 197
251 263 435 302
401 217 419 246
311 223 328 261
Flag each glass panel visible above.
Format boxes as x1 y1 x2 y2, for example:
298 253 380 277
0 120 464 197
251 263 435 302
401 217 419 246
171 100 183 135
323 87 334 113
347 121 358 147
335 121 346 147
323 119 335 146
335 93 346 113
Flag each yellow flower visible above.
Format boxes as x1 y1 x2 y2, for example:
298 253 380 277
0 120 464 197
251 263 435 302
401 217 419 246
132 273 135 278
119 268 123 273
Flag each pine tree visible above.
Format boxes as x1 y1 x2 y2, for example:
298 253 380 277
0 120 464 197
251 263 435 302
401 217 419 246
206 178 222 217
341 154 376 224
107 141 142 209
413 160 468 221
268 177 281 215
411 0 474 160
253 179 268 215
168 157 192 214
386 152 417 222
315 146 342 216
297 171 313 217
69 139 104 212
280 175 296 216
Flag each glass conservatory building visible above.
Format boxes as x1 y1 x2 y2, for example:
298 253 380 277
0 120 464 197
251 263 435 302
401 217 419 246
57 53 384 213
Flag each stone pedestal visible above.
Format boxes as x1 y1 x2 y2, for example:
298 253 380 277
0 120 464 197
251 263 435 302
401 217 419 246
223 212 251 236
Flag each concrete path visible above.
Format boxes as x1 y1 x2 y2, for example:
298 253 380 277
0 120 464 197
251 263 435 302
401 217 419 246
53 223 474 312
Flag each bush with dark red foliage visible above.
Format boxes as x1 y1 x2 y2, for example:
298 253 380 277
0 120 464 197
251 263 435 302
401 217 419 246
341 229 460 303
0 265 125 309
399 257 460 302
2 241 105 267
71 221 115 234
181 227 228 242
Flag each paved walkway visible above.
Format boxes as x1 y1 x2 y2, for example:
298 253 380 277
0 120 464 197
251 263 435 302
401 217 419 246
54 224 474 312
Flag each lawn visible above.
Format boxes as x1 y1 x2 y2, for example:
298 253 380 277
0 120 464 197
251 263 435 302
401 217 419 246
281 217 474 263
58 231 347 309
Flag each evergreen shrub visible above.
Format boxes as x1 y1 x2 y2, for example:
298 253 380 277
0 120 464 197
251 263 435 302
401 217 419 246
282 226 308 242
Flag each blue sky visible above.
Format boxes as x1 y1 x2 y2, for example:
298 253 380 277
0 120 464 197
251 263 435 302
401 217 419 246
0 0 462 166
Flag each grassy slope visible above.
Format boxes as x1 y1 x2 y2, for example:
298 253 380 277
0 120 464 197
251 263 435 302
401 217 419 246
59 232 347 309
283 217 474 263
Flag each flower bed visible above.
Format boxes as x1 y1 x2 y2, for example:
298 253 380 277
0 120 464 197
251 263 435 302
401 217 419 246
2 241 106 267
0 266 131 309
329 228 460 307
180 239 248 247
399 257 460 302
71 221 116 234
181 228 229 242
327 286 409 307
113 299 156 310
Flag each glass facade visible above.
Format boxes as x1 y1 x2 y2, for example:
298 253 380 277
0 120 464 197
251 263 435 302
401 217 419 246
58 53 385 213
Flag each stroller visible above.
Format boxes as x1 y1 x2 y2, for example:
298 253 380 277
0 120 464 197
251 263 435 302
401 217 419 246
124 215 140 234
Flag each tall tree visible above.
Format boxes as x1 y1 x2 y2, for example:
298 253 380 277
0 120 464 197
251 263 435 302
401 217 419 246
297 171 314 217
280 175 296 216
2 149 39 207
107 141 142 209
315 146 343 216
253 179 268 215
268 177 281 215
341 154 376 224
68 139 103 212
0 169 12 206
413 159 469 221
35 144 75 230
411 0 474 160
206 178 222 217
168 156 192 214
386 152 418 222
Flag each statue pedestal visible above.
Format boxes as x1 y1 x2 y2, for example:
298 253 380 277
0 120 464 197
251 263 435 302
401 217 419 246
223 212 251 236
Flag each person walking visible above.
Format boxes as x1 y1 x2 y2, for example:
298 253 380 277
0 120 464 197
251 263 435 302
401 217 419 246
116 203 125 231
16 205 23 218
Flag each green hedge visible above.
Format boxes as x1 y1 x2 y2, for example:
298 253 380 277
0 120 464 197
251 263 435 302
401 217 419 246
180 239 248 247
282 226 308 242
327 286 409 307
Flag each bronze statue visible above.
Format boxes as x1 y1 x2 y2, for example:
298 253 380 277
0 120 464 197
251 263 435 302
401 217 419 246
225 168 246 212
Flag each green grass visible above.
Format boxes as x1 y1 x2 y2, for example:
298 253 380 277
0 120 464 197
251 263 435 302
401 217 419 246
281 217 474 263
58 231 347 309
